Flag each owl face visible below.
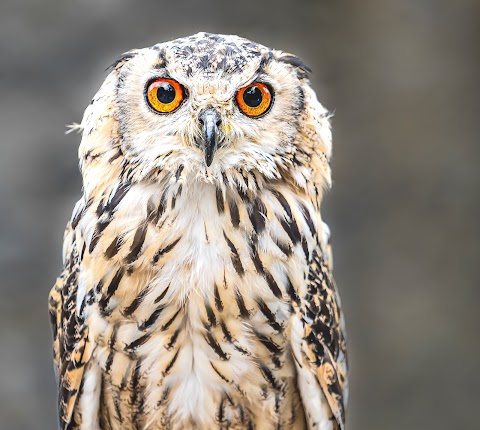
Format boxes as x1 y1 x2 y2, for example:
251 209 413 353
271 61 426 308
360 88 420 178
81 33 331 194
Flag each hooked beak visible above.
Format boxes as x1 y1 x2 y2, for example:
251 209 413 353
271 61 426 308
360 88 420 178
198 108 221 167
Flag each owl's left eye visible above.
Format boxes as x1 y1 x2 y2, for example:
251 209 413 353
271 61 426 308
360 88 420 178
236 82 273 118
146 78 184 113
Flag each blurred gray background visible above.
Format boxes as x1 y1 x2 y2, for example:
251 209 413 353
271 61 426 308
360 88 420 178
1 0 478 429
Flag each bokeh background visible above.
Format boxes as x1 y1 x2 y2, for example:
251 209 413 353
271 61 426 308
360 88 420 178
1 1 478 429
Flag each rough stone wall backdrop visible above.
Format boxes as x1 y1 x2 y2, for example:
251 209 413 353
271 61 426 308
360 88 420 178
0 1 478 429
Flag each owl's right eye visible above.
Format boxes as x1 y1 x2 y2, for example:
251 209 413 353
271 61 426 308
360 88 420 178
146 78 184 113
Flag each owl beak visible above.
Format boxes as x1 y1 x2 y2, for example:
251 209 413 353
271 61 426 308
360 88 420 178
199 108 221 167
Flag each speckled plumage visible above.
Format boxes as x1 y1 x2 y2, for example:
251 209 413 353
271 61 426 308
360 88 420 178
49 32 348 430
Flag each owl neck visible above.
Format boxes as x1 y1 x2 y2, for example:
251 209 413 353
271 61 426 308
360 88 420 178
81 162 323 215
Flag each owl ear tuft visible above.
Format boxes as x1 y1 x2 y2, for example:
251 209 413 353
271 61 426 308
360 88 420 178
276 53 312 78
105 50 138 72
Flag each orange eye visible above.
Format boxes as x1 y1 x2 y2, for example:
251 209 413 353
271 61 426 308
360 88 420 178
146 78 184 113
236 82 273 117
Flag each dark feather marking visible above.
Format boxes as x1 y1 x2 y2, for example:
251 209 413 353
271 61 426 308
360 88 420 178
152 237 181 264
214 283 224 312
157 386 171 407
106 52 137 71
113 392 123 424
277 54 312 76
285 276 300 306
132 388 146 430
199 54 210 70
296 82 306 117
71 206 85 229
204 222 209 243
220 320 249 355
272 191 293 219
107 182 131 213
224 391 234 409
125 332 151 352
301 237 310 261
129 358 142 407
166 327 181 350
105 235 122 259
251 243 264 274
95 280 104 295
254 330 282 356
147 197 156 222
88 219 110 253
139 304 165 331
48 297 58 336
98 378 109 430
156 48 167 67
175 164 184 181
249 198 267 234
251 172 260 190
229 199 240 227
123 285 150 316
99 268 124 311
80 241 86 261
259 363 281 390
274 392 281 430
154 187 170 224
125 224 148 264
90 184 131 252
256 299 283 332
154 283 171 304
223 232 244 276
105 325 118 373
96 198 105 216
217 396 226 426
221 171 229 185
239 405 245 424
216 186 225 214
79 290 93 317
276 241 292 257
234 288 250 318
205 332 230 360
163 349 180 375
280 217 301 245
162 150 174 160
205 300 217 328
108 149 123 163
238 186 250 203
300 203 316 237
120 360 135 392
161 308 181 331
210 361 230 384
243 172 250 189
219 320 234 344
251 243 282 299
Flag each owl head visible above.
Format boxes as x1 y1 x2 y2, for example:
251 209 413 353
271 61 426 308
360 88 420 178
79 33 332 201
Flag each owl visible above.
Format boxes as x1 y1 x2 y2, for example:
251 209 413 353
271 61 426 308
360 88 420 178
48 32 348 430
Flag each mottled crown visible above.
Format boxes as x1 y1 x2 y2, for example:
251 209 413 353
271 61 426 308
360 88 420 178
162 33 270 77
110 33 311 79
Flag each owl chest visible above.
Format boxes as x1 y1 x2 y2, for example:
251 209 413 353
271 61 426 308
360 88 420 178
83 181 312 428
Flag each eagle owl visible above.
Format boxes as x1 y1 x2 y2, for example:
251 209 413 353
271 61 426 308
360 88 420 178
48 32 348 430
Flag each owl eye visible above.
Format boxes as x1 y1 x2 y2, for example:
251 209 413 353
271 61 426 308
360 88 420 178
146 78 184 113
236 82 273 117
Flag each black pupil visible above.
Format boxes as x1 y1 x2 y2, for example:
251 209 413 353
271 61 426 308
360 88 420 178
243 86 263 108
157 83 176 104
